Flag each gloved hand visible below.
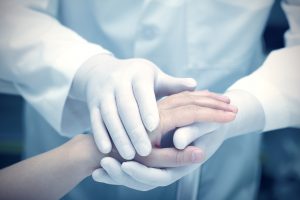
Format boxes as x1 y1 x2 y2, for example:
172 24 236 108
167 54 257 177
70 54 197 159
92 90 238 190
173 90 266 162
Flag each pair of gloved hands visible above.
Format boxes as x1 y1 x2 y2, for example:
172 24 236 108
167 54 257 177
71 54 265 190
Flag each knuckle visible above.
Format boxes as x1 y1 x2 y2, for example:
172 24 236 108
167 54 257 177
138 58 156 68
132 78 145 90
176 151 185 165
110 72 125 84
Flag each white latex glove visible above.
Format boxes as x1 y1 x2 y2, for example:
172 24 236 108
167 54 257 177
92 123 220 190
97 157 200 188
96 90 265 189
93 157 156 191
70 54 197 159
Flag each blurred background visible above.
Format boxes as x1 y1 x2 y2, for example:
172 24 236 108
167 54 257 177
0 1 299 199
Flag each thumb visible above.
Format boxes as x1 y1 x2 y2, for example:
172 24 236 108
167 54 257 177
173 122 220 150
155 71 197 98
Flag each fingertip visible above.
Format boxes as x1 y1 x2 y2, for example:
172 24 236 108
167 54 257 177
222 111 237 122
229 104 238 113
136 141 152 157
121 145 136 160
173 129 189 150
190 148 205 163
100 157 112 167
145 113 159 132
92 169 104 181
233 105 239 113
98 141 112 154
230 112 237 120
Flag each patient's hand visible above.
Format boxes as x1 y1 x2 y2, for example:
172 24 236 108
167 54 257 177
134 90 237 167
78 90 237 173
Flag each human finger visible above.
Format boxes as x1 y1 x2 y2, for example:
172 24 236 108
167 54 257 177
90 107 112 153
100 95 135 160
116 83 152 156
135 146 204 168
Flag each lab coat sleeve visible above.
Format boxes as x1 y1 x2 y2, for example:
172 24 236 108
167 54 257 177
227 1 300 132
0 1 111 136
228 46 300 131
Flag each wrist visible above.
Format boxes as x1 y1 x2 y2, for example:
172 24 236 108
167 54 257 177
223 90 265 138
66 134 104 177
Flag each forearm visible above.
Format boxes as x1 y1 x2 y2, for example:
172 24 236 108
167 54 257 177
222 90 265 138
0 134 102 200
228 46 300 132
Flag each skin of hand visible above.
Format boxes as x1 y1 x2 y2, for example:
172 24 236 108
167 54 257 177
77 90 238 173
71 54 198 160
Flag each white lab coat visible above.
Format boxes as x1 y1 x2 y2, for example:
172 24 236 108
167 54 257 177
229 1 300 133
0 0 299 200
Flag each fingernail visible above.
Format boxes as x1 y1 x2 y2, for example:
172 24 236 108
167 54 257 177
122 145 135 160
191 150 204 163
145 114 159 132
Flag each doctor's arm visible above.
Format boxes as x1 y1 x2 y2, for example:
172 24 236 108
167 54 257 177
114 1 300 187
115 46 300 192
173 0 300 149
0 0 196 160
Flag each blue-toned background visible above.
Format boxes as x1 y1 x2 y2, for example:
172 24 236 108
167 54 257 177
0 1 299 199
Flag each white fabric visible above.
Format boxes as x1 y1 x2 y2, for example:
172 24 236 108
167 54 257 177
229 46 300 131
0 0 111 136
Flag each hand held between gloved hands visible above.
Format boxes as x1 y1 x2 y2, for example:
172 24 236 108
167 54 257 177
70 54 197 160
92 90 238 190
